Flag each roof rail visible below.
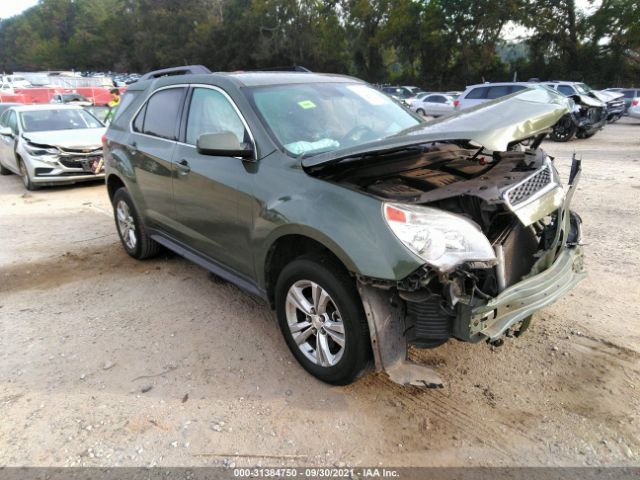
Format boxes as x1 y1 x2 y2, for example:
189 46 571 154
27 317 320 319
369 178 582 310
140 65 211 81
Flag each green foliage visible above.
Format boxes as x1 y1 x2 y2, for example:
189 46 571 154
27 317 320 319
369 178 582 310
1 0 639 88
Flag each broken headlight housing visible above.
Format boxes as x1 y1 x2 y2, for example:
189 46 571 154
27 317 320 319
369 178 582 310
24 143 60 164
383 203 496 272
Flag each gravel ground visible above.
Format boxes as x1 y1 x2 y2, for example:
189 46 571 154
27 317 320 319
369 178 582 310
0 118 639 468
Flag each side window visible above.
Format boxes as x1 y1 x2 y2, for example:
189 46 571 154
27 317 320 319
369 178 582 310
0 111 7 127
133 103 146 132
185 87 247 146
7 111 17 133
111 91 137 123
558 85 575 96
135 87 186 140
511 85 527 93
433 95 447 103
486 85 511 99
465 87 488 99
622 90 635 99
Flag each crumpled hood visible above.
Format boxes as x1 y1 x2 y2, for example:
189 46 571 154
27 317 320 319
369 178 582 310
303 87 571 168
591 90 624 103
22 128 105 151
398 87 572 151
572 93 606 108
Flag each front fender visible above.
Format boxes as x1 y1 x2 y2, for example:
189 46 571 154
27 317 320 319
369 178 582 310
253 183 424 289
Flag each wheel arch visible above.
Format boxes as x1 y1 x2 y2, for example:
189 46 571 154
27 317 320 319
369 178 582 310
262 231 357 308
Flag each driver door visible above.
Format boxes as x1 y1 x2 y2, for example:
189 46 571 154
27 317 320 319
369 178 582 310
171 86 256 279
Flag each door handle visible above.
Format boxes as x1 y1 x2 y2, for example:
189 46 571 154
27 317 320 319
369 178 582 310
175 159 191 174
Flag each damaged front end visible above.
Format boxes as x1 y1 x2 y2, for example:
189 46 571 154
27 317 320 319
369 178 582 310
356 151 585 388
305 87 587 388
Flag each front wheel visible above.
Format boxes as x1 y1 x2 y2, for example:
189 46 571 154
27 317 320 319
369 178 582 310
112 187 161 259
18 158 38 190
275 256 371 385
416 108 426 116
550 115 577 142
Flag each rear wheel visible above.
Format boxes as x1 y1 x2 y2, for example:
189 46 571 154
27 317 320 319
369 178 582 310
112 187 161 259
18 158 38 190
275 255 371 385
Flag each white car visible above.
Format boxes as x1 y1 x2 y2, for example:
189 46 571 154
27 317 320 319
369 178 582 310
628 97 640 120
411 93 457 117
455 82 530 110
0 105 106 190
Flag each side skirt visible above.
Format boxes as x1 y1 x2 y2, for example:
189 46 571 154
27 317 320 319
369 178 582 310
149 229 267 300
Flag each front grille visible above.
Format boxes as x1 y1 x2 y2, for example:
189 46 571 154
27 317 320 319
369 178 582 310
59 157 86 169
505 165 552 206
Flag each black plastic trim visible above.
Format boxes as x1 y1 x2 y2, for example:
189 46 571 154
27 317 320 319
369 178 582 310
148 229 266 299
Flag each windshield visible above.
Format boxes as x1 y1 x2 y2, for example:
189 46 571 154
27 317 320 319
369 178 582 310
249 83 421 156
575 83 592 94
20 109 103 132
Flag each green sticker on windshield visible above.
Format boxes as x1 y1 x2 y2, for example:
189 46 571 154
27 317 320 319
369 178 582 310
298 100 316 109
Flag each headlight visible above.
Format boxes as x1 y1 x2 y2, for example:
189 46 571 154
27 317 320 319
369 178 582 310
25 143 59 156
383 203 496 271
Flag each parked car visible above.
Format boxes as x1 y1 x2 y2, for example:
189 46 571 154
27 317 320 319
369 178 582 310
615 88 640 113
50 92 93 107
455 82 529 110
457 82 606 142
0 105 106 190
628 97 640 120
103 67 585 388
381 86 423 101
546 81 625 123
410 93 457 117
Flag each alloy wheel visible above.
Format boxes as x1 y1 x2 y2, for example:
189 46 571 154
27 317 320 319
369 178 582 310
285 280 346 367
116 200 137 250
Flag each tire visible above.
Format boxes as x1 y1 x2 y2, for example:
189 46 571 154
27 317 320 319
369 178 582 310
275 255 371 385
576 129 598 139
550 115 577 142
18 157 38 190
112 187 161 260
0 162 11 175
416 108 426 116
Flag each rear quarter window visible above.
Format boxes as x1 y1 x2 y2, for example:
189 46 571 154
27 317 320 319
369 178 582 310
465 87 489 99
485 85 512 99
133 87 186 140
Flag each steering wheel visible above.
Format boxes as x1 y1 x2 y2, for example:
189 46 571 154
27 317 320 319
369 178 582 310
341 125 376 144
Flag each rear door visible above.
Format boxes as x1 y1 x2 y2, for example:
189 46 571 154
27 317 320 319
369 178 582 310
129 86 187 232
171 85 256 278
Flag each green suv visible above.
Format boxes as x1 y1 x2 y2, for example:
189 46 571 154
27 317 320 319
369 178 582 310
104 66 586 387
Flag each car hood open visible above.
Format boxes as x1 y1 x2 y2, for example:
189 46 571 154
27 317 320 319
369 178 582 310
302 87 571 169
22 128 105 151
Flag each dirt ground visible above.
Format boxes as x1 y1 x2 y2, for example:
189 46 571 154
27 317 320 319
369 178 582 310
1 118 639 468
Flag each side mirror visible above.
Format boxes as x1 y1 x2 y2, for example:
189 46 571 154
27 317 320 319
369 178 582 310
196 131 253 159
0 126 14 137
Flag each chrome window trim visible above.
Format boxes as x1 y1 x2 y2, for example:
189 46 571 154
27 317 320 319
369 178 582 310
128 83 257 161
128 84 188 143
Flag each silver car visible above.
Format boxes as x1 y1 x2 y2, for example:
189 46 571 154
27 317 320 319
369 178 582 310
411 93 458 117
0 105 106 190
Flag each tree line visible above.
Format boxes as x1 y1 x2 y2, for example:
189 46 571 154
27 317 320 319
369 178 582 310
1 0 638 89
